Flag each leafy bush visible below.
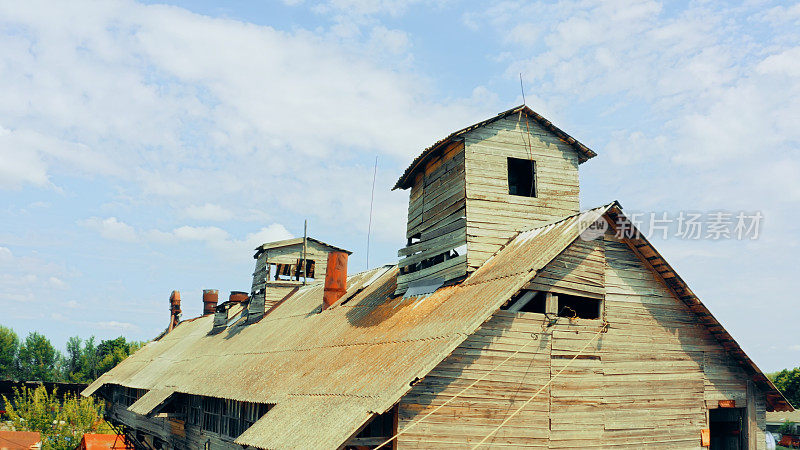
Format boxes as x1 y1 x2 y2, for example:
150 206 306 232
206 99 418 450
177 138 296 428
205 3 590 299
779 421 796 436
2 385 114 450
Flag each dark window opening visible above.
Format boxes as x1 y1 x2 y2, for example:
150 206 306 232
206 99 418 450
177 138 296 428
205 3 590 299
269 259 316 282
202 397 221 433
119 387 146 407
346 406 397 449
501 290 546 313
557 294 602 320
508 157 536 197
182 394 271 438
402 247 463 275
294 258 315 279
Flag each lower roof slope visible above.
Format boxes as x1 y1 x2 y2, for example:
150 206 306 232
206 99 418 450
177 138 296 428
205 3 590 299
83 202 791 449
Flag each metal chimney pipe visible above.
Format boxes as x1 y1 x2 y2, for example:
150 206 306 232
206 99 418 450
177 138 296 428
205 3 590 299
229 291 249 303
203 289 219 316
168 290 181 332
323 252 348 309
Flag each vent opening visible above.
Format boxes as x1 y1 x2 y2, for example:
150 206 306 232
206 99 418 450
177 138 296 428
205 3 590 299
557 294 602 320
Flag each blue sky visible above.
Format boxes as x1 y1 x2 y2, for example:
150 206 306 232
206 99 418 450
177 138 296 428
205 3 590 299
0 0 798 372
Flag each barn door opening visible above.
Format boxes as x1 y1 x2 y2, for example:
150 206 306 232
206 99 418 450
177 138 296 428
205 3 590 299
709 407 746 450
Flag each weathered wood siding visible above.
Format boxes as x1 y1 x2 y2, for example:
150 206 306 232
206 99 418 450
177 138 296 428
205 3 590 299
396 141 468 294
463 115 581 272
397 235 767 448
397 312 552 448
252 240 331 309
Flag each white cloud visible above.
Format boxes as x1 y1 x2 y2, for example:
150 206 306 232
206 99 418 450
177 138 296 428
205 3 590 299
242 224 295 251
0 0 482 244
171 225 230 243
0 126 51 188
182 203 234 221
48 276 68 289
80 217 138 242
0 246 12 262
82 216 293 259
757 47 800 77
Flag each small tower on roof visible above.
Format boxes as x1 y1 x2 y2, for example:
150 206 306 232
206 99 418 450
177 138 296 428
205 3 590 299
393 105 597 295
251 237 351 311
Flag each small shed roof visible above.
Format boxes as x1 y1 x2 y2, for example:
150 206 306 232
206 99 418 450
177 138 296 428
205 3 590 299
394 104 597 190
767 410 800 424
77 434 132 450
0 431 41 449
253 237 351 258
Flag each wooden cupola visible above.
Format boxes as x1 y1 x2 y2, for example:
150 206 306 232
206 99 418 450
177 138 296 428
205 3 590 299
251 237 351 312
393 105 596 295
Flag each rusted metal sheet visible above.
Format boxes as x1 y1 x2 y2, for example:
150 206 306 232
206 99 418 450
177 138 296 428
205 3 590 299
322 251 348 309
228 291 248 303
202 289 218 316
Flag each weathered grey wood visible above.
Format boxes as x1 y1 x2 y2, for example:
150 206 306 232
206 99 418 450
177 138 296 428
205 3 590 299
396 235 770 448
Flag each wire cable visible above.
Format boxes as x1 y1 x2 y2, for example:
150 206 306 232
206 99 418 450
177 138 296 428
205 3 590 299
470 323 608 449
373 325 550 449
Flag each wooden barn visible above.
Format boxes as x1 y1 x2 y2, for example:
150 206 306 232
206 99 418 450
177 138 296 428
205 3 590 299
82 105 792 449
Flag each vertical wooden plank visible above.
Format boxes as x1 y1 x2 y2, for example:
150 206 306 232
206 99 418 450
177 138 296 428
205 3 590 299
747 381 758 450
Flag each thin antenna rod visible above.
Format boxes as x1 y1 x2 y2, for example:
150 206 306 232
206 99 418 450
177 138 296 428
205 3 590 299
302 219 307 285
519 73 526 105
366 156 378 269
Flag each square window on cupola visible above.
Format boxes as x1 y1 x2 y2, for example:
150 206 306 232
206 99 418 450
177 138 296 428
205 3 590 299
507 157 537 197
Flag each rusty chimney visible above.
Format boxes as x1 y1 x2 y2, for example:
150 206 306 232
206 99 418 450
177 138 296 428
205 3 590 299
168 290 181 332
229 291 249 303
203 289 219 316
323 251 348 309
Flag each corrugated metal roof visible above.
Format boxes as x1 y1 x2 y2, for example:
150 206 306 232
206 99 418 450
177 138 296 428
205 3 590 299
83 201 790 448
393 105 597 190
128 386 175 416
83 204 613 449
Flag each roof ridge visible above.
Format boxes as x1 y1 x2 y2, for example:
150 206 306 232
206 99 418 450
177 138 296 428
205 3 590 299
393 105 597 190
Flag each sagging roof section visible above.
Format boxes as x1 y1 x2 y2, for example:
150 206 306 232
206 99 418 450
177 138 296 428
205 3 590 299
82 202 791 449
393 104 597 190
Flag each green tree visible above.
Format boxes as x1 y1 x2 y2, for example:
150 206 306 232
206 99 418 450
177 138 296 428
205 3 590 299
61 335 143 383
771 367 800 409
2 385 114 450
17 332 61 382
94 336 144 379
0 325 19 379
